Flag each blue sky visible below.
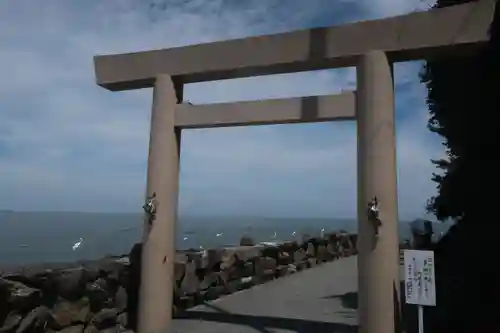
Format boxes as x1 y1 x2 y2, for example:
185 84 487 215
0 0 441 220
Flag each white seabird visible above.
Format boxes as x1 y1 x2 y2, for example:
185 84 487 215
72 238 84 251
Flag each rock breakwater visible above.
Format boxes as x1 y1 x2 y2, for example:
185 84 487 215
0 232 357 333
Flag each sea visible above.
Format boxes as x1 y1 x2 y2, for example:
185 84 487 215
0 211 453 267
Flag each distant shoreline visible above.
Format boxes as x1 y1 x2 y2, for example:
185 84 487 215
0 210 425 223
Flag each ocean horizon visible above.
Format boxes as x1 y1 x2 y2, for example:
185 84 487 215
0 211 452 267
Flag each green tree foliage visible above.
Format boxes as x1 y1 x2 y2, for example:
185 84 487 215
421 0 499 222
420 1 499 332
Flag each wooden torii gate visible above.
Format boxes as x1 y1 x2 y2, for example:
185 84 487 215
93 1 493 332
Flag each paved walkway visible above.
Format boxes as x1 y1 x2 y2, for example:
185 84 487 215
172 256 359 333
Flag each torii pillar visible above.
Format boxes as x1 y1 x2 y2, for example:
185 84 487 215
356 50 400 333
138 74 182 333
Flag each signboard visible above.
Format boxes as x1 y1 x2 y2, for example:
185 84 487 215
403 250 436 306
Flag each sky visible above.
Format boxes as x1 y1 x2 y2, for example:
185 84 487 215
0 0 441 220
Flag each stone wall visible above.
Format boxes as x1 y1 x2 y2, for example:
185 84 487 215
0 232 357 333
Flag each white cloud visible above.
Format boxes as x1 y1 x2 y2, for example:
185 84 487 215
0 0 441 220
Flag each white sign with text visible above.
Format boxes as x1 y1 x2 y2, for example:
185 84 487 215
403 250 436 306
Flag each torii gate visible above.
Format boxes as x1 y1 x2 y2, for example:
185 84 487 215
93 1 493 332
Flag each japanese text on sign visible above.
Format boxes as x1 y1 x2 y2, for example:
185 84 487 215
403 250 436 306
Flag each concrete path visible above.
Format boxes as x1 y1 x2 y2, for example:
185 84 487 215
172 256 359 333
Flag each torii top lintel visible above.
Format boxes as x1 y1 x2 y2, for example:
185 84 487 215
93 0 494 91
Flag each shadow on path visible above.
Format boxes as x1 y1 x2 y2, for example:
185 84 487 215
323 287 404 333
322 291 358 310
177 301 358 333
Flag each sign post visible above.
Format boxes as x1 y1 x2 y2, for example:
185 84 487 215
403 250 436 333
